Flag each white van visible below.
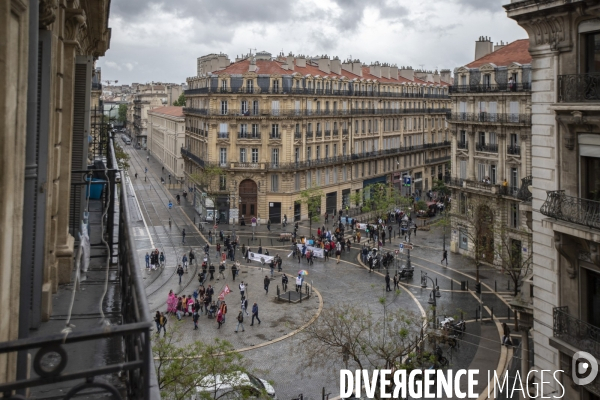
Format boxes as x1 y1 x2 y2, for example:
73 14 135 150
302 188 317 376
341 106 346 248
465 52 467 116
194 372 276 399
124 137 131 145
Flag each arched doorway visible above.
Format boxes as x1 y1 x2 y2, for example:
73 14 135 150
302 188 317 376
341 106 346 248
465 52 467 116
239 179 257 220
476 205 495 264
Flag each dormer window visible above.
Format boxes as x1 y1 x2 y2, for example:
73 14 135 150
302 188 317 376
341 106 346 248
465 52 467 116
247 80 253 93
221 80 227 90
273 79 279 92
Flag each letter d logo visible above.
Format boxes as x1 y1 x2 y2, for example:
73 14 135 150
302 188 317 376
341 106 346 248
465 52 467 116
572 351 598 386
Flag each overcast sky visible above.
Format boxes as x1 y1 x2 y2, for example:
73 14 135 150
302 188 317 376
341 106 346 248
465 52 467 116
97 0 527 85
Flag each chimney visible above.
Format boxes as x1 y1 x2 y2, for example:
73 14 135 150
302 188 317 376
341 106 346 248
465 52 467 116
331 56 342 74
369 62 381 78
318 55 330 74
296 55 306 68
414 69 427 81
433 70 440 84
381 63 390 79
287 53 295 70
494 40 506 52
475 36 494 60
248 57 257 72
342 59 353 73
352 59 362 77
440 69 452 83
390 64 398 80
399 66 414 81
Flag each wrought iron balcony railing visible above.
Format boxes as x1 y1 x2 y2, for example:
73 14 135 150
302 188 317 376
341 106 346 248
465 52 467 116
553 306 600 359
540 190 600 229
445 176 465 187
217 132 229 139
446 112 531 125
558 73 600 102
270 133 281 139
332 129 339 136
449 83 531 94
516 175 532 202
181 147 205 168
476 143 499 153
294 132 302 139
425 155 451 164
457 141 468 150
507 145 521 155
238 132 260 139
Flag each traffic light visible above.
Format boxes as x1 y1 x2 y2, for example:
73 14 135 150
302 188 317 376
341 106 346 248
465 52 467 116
475 282 482 294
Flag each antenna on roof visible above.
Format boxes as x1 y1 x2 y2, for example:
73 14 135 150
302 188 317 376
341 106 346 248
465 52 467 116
419 64 425 70
249 48 257 56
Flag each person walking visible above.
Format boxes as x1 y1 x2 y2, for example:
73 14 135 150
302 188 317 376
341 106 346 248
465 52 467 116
441 249 448 266
177 264 184 285
235 311 245 332
282 274 288 292
154 311 161 333
145 252 150 271
182 254 188 271
239 281 246 299
241 297 249 316
385 272 391 292
159 252 165 268
250 302 261 326
231 263 238 281
189 249 195 266
182 229 186 244
263 275 270 294
269 259 275 278
216 309 224 329
218 262 225 280
336 247 341 264
393 273 399 290
502 322 512 345
193 309 199 330
220 301 228 323
158 312 167 337
267 219 271 232
295 274 303 292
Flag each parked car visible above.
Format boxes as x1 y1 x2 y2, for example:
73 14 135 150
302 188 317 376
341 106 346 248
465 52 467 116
194 372 276 399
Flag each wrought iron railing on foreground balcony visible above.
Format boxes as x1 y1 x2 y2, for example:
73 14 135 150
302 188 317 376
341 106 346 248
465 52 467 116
183 106 450 118
553 306 600 359
0 136 158 399
540 190 600 229
476 142 499 153
449 82 531 94
557 73 600 102
446 112 531 125
181 147 205 168
516 175 532 202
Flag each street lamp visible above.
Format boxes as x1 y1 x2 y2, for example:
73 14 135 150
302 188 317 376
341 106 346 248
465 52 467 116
421 271 441 328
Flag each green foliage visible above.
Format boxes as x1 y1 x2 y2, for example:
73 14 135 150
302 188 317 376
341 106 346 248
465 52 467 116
414 200 428 212
113 142 130 170
299 186 323 234
495 226 533 296
117 103 127 123
189 164 225 203
153 327 264 400
173 93 186 107
359 183 402 218
431 179 450 197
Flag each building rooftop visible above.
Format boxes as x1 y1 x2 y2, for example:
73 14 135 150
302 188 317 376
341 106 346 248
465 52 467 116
148 106 184 118
466 39 531 68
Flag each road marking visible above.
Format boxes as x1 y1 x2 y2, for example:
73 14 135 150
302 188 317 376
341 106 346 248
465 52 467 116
127 175 154 248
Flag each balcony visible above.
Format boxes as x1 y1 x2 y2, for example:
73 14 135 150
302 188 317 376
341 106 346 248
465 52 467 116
516 176 532 202
232 162 264 170
270 133 281 139
238 132 261 139
342 129 349 135
476 143 499 153
507 145 521 155
457 141 468 150
325 130 331 137
181 147 206 167
557 73 600 102
306 131 313 139
446 112 531 125
294 132 302 139
540 190 600 230
333 129 339 136
425 155 451 164
0 138 158 398
553 306 600 359
445 176 465 187
217 132 229 139
316 130 322 138
449 83 531 94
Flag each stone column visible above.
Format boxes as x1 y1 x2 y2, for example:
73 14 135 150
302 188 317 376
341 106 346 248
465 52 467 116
451 129 458 177
56 8 87 284
520 133 529 179
467 129 476 180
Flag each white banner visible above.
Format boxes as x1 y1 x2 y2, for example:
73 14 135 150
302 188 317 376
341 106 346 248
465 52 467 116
356 223 368 231
296 244 325 258
248 252 275 264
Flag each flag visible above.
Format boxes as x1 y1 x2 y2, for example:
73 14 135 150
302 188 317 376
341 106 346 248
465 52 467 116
218 285 231 300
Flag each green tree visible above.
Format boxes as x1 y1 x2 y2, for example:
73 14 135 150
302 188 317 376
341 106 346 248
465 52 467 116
117 103 127 124
188 164 225 213
113 142 130 170
153 328 267 400
299 186 323 235
494 226 532 297
173 93 186 107
414 200 428 213
431 178 450 197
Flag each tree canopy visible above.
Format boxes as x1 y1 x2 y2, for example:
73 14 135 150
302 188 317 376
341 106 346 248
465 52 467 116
173 93 186 107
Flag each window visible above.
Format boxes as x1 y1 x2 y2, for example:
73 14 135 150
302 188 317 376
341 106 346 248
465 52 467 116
510 167 519 192
271 100 280 116
307 147 311 160
219 148 227 166
295 147 300 162
273 79 279 92
477 163 486 181
460 130 466 144
246 79 253 92
490 165 497 184
239 123 248 137
333 144 337 156
271 174 279 192
459 193 467 215
271 124 280 138
306 171 311 188
316 169 321 185
271 148 279 167
221 80 227 90
509 203 519 228
582 156 600 201
459 160 467 180
251 148 258 163
333 167 338 183
325 168 330 185
251 124 259 138
325 145 329 159
240 148 247 163
585 31 600 73
343 166 347 181
316 146 321 160
355 121 359 133
241 100 248 114
295 174 300 190
219 174 226 190
342 143 347 156
478 132 485 145
220 100 228 115
253 100 259 115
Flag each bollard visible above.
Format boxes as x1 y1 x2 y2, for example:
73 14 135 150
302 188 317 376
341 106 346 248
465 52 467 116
300 285 302 303
475 308 478 322
451 280 453 291
467 280 469 291
507 279 510 291
491 307 494 321
507 306 511 319
288 291 291 303
495 280 497 292
435 278 438 286
277 285 280 296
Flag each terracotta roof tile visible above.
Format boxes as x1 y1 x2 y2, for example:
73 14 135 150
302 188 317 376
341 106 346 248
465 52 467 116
148 106 184 118
466 39 531 68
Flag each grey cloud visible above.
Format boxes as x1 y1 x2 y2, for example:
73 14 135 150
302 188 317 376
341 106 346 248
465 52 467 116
327 0 411 33
451 0 506 13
